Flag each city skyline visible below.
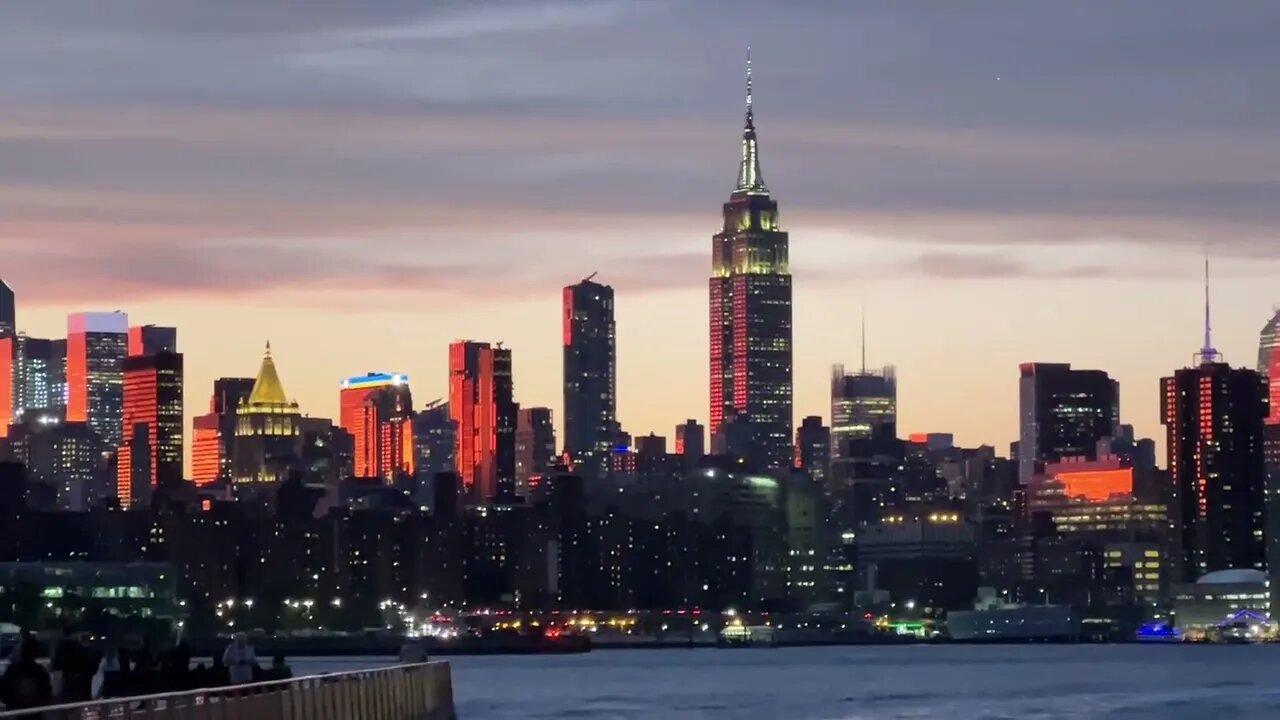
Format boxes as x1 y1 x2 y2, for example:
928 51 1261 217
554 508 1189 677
3 1 1280 464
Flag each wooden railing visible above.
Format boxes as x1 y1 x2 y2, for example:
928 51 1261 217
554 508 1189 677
0 661 455 720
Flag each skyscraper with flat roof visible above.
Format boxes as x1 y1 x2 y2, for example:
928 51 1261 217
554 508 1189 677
66 312 129 447
128 325 178 357
0 279 13 339
708 52 793 471
450 341 516 502
1017 362 1119 485
516 407 556 495
340 373 414 483
117 350 183 507
830 364 896 458
563 276 616 481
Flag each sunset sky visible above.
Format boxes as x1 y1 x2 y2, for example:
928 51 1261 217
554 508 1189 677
2 1 1279 467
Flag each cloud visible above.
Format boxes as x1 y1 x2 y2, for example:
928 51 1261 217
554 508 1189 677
0 0 1277 308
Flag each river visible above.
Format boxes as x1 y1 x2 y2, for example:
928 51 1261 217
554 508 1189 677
297 644 1280 719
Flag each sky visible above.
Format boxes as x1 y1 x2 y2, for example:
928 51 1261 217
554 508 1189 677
2 0 1279 468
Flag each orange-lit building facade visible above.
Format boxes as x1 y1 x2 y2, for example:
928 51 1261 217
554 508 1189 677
190 377 255 487
0 336 13 438
66 312 129 448
449 341 515 502
117 351 183 508
340 373 414 483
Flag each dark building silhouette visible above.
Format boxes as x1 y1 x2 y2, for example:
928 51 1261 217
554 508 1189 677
795 415 830 485
675 420 705 472
413 400 455 480
515 407 556 495
128 325 177 357
0 279 13 339
1017 362 1118 484
562 277 616 481
708 56 793 471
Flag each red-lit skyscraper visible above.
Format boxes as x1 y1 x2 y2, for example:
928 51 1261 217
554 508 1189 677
708 54 793 471
128 325 177 357
117 348 183 508
340 373 414 483
191 377 255 486
67 312 129 447
1162 271 1267 583
449 341 515 502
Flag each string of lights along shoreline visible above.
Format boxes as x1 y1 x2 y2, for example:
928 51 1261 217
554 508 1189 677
3 54 1280 645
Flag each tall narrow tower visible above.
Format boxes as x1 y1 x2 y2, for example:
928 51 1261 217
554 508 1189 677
709 50 793 470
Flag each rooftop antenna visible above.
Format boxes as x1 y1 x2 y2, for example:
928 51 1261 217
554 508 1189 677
746 46 753 113
1197 250 1220 365
583 271 598 284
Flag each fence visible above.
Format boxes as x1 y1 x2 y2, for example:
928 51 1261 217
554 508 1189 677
0 661 455 720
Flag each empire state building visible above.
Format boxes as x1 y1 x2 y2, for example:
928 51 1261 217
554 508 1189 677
709 54 793 471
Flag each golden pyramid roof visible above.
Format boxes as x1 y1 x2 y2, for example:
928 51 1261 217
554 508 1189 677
248 341 291 406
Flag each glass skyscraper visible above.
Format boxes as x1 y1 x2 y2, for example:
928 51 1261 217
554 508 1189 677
562 277 616 481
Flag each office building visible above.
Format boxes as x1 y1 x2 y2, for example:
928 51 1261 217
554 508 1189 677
563 276 616 481
117 350 184 507
191 377 255 486
232 344 303 489
675 420 705 472
708 56 793 471
0 279 12 339
1259 308 1280 378
1163 279 1268 583
413 400 456 480
66 312 129 447
831 364 897 456
340 373 415 483
1017 363 1118 485
795 415 831 485
1 335 62 437
128 325 177 357
450 341 516 502
516 407 556 495
5 416 108 511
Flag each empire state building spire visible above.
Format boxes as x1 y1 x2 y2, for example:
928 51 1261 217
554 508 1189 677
736 47 768 195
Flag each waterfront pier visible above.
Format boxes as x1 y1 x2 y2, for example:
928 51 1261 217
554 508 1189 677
0 662 455 720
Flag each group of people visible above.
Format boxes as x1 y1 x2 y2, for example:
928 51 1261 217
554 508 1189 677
0 629 293 712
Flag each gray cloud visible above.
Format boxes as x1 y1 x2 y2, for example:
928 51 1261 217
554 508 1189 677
0 0 1278 304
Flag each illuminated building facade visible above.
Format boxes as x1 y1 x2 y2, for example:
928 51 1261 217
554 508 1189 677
830 364 896 456
515 407 556 496
66 312 129 447
340 373 415 483
117 350 183 508
708 57 793 471
1162 361 1267 582
563 277 616 481
449 341 516 502
232 344 303 489
675 419 705 472
1017 363 1118 485
1 335 62 437
191 377 254 486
